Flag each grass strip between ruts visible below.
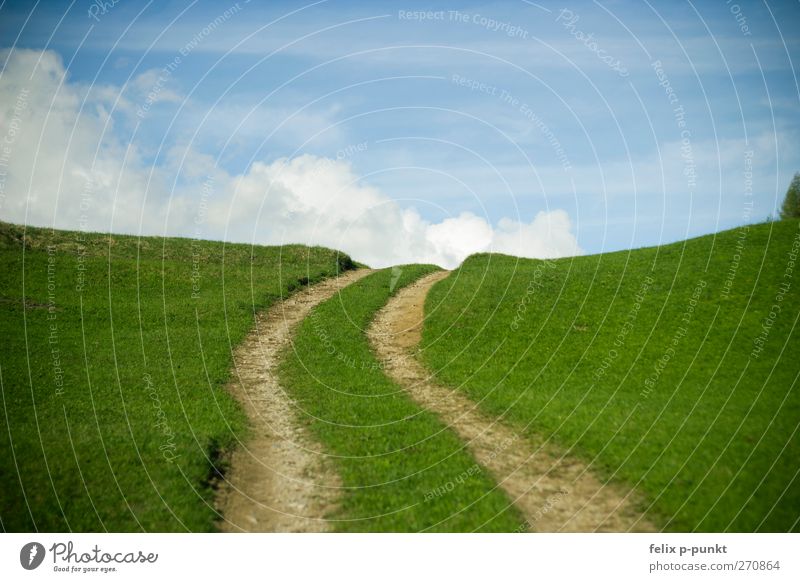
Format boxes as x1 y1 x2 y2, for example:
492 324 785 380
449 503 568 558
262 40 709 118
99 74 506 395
279 266 526 532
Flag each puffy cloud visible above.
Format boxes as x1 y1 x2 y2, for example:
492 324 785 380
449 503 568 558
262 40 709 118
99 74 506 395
204 155 581 267
0 48 167 234
494 211 582 258
0 48 581 268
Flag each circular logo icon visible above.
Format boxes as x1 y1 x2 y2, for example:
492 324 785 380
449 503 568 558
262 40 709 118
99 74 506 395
20 542 46 570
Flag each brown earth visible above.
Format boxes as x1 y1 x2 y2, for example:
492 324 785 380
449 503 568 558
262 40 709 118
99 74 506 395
216 269 372 532
368 270 656 532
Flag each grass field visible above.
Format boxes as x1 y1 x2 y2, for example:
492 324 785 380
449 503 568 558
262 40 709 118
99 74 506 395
278 267 525 532
0 221 355 532
4 218 797 533
421 220 800 532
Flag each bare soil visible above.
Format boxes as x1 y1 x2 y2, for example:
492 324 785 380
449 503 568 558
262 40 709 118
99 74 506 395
216 269 372 532
368 271 656 532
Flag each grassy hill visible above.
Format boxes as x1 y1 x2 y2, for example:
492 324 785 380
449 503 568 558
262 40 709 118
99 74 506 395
4 218 797 533
0 221 356 531
421 219 800 532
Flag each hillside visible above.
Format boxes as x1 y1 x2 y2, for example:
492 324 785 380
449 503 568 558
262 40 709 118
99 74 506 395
0 221 356 531
3 219 797 533
421 220 800 531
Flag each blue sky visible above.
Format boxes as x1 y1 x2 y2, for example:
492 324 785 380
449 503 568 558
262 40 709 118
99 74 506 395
1 0 798 266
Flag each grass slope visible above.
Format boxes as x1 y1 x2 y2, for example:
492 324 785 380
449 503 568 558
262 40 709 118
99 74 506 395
422 220 800 532
0 222 355 531
278 266 525 532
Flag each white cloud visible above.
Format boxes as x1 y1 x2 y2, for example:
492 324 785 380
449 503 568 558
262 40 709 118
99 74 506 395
201 154 581 268
425 213 494 266
494 211 582 257
0 48 168 233
0 48 581 268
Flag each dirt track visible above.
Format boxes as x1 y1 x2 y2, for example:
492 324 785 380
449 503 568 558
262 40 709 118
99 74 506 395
368 271 655 532
216 269 372 532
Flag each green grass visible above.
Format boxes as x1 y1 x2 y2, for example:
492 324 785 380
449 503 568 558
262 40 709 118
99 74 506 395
421 220 800 532
0 221 356 532
278 266 525 532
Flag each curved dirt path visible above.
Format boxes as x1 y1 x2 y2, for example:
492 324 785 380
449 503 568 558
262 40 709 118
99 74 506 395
369 271 656 532
217 269 372 532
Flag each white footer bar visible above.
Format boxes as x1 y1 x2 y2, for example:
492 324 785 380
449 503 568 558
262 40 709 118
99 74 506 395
1 533 797 581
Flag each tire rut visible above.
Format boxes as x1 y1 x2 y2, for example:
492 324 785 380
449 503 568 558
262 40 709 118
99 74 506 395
216 269 373 532
368 270 656 532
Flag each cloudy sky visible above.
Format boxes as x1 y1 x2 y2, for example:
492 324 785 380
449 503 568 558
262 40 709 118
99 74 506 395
0 0 797 267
